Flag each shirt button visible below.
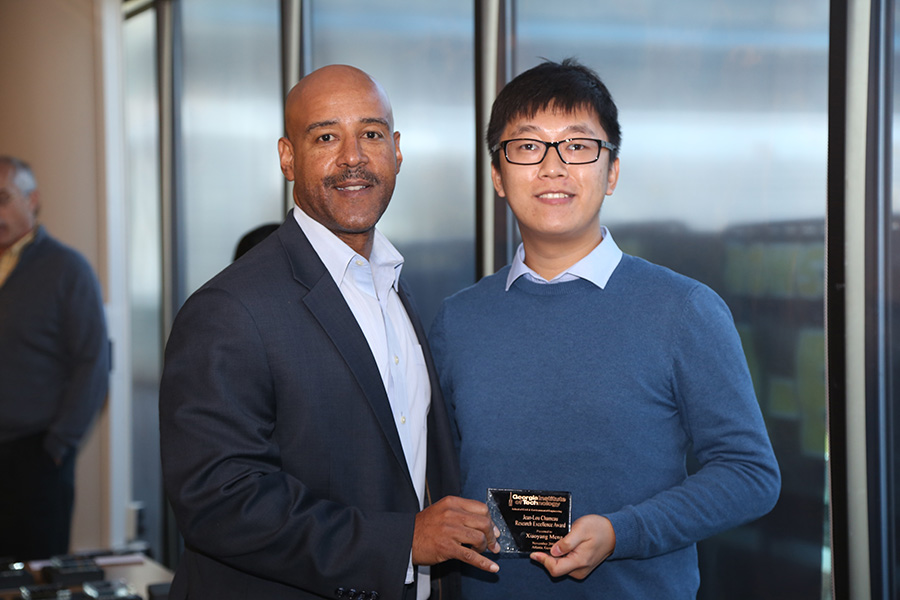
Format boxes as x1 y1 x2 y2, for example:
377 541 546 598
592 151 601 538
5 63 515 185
355 259 364 266
401 416 407 424
393 355 399 365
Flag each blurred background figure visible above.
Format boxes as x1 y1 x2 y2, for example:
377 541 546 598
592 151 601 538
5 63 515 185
233 222 279 261
0 156 110 561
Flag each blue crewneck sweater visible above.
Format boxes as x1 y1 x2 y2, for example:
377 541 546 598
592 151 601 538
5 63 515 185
429 254 780 599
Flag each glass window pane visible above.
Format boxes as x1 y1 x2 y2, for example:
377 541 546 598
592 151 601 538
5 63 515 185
181 0 284 295
309 0 476 328
123 8 163 559
516 2 829 598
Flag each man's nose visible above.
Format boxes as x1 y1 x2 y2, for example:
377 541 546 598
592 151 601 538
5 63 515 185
538 143 568 176
337 137 366 167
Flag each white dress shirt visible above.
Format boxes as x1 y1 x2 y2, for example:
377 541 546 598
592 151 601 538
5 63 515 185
293 207 430 595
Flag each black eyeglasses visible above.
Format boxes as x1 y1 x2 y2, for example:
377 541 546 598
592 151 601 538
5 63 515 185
491 138 617 165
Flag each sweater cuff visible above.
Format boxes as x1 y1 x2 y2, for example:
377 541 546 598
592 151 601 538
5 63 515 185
604 507 641 559
43 434 73 464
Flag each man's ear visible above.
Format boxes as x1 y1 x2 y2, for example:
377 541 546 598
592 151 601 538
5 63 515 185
605 157 620 195
393 131 403 174
277 137 295 181
27 189 40 218
490 163 506 198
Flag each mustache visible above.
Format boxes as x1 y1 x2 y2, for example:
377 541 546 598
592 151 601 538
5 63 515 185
323 168 379 188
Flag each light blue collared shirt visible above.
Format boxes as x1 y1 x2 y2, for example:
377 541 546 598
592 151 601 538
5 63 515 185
292 207 430 593
505 226 624 290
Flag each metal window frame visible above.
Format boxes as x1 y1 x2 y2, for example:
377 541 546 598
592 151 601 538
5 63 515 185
475 0 516 278
280 0 311 213
863 1 897 597
830 0 897 598
827 0 850 596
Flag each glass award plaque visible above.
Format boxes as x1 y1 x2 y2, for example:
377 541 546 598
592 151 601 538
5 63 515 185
486 488 572 556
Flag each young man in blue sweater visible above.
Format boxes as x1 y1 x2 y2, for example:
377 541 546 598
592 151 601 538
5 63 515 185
428 59 781 598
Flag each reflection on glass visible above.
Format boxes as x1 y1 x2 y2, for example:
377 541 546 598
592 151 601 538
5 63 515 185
310 0 476 328
516 2 829 598
181 0 284 296
123 8 163 559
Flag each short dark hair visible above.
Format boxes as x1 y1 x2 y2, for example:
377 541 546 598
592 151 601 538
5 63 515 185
486 58 621 166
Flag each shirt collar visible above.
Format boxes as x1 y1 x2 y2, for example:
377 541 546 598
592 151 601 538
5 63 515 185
0 227 37 288
292 206 403 293
6 227 37 256
505 226 623 291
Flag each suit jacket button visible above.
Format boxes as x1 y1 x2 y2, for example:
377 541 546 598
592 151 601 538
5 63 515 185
348 589 358 599
368 593 379 599
335 587 346 598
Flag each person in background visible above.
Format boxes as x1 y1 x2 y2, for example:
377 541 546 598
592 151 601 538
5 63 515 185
233 222 279 261
0 155 110 561
160 65 498 600
428 58 781 599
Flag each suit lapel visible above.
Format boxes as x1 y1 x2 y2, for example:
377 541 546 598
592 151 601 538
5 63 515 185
398 280 435 386
276 218 413 486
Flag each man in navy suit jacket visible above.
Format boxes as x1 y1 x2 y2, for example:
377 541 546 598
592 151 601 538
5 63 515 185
159 65 499 600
